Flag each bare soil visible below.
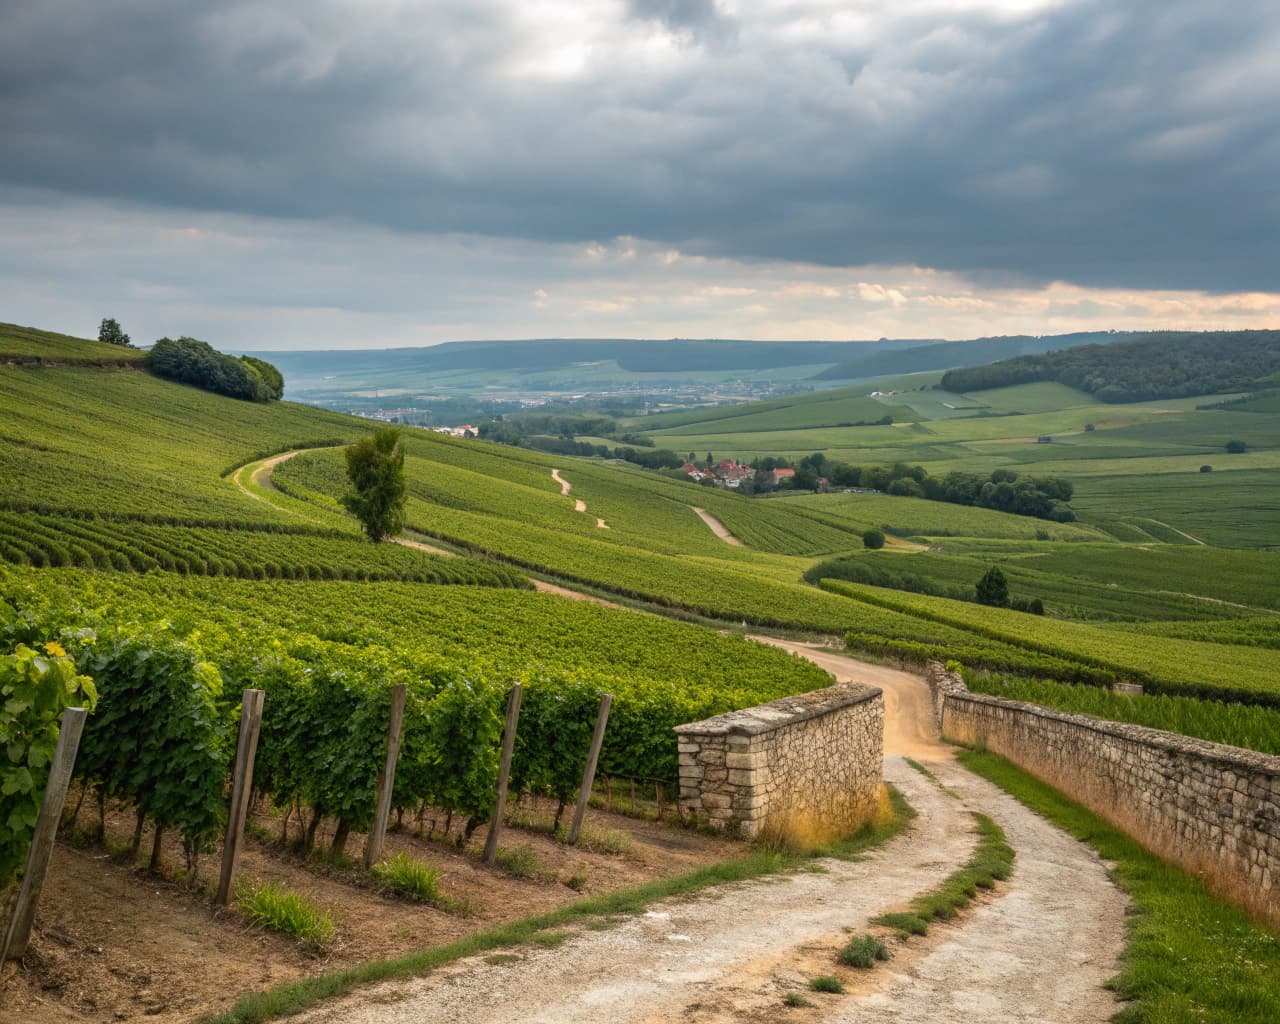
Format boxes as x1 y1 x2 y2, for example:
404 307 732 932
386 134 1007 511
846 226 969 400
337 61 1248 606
0 796 738 1024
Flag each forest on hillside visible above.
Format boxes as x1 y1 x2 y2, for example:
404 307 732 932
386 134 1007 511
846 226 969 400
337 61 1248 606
941 331 1280 402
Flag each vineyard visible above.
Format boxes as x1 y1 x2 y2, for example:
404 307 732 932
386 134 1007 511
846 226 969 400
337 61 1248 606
0 564 833 880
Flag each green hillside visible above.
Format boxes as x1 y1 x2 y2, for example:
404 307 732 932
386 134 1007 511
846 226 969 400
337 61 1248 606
3 324 1279 737
0 321 147 366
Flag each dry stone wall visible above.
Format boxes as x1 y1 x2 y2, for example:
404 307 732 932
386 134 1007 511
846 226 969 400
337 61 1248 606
674 683 883 843
924 661 1280 927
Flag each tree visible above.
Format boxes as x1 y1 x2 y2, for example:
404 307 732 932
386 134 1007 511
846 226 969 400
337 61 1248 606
98 317 131 347
1226 439 1247 454
862 528 885 550
342 429 406 541
976 566 1010 607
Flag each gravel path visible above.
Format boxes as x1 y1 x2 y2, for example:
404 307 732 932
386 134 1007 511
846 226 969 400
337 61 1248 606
290 753 1126 1024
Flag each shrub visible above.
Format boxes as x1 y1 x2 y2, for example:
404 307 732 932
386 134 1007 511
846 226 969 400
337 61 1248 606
1200 465 1213 473
809 975 845 993
838 934 890 968
976 566 1010 608
1226 439 1247 454
862 528 886 550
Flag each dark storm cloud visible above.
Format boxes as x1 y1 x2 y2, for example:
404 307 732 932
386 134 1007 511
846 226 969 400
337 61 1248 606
2 0 1277 291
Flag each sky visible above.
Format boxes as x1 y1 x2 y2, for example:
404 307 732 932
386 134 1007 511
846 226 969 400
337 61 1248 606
3 0 1278 350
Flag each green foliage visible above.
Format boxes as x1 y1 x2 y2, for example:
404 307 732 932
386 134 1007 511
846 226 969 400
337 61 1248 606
97 318 131 347
372 852 445 904
343 429 407 542
862 528 885 550
72 630 232 864
0 641 97 887
236 879 335 948
1226 439 1247 454
147 337 283 402
809 975 845 993
837 934 890 968
783 991 814 1007
941 330 1280 402
975 566 1010 607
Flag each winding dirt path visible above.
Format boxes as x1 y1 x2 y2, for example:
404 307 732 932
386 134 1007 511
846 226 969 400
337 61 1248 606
551 468 572 496
691 506 743 546
230 449 305 505
751 639 950 760
292 755 1125 1024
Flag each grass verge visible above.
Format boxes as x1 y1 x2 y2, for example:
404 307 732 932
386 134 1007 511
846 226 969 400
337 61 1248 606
958 749 1280 1024
205 788 913 1024
871 810 1013 937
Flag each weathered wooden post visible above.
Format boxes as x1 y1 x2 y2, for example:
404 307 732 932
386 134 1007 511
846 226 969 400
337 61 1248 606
2 706 88 962
215 689 265 908
568 694 612 845
483 683 522 866
363 684 408 869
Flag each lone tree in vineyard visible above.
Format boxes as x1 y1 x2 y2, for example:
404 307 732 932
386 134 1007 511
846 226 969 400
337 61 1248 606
976 565 1010 608
98 317 131 347
343 428 406 541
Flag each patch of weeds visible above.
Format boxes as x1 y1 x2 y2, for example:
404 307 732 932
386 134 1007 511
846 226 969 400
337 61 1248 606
870 911 929 937
783 992 813 1008
527 929 571 948
564 872 589 892
801 863 830 874
584 918 611 931
556 824 634 855
372 852 444 903
483 954 521 966
809 975 845 993
235 879 335 950
495 844 543 879
838 934 890 969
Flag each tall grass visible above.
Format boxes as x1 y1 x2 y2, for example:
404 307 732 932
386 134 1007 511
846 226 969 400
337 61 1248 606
236 880 335 949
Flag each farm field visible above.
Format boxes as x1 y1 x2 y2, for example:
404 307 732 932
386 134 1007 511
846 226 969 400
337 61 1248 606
3 327 1280 1022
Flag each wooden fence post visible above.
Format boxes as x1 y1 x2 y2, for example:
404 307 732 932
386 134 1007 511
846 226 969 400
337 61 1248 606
2 706 88 962
483 684 522 866
363 684 408 869
568 694 612 845
216 689 265 908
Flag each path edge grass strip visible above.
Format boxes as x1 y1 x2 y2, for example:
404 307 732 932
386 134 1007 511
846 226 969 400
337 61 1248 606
870 809 1013 937
203 788 913 1024
957 749 1280 1024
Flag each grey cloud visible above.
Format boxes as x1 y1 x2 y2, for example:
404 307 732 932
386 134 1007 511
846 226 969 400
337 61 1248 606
2 0 1278 292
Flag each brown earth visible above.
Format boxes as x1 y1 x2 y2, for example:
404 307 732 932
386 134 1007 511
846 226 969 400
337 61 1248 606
0 794 738 1024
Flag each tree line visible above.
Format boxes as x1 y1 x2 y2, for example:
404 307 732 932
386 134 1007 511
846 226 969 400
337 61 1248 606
940 330 1280 402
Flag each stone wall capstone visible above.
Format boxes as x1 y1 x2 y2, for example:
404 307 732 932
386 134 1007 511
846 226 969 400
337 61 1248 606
924 661 1280 928
674 683 884 843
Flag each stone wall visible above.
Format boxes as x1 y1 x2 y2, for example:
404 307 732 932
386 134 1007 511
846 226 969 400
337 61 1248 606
674 683 883 843
924 661 1280 927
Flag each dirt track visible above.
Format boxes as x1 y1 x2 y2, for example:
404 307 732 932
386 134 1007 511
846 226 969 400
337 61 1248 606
292 646 1127 1024
691 506 743 546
